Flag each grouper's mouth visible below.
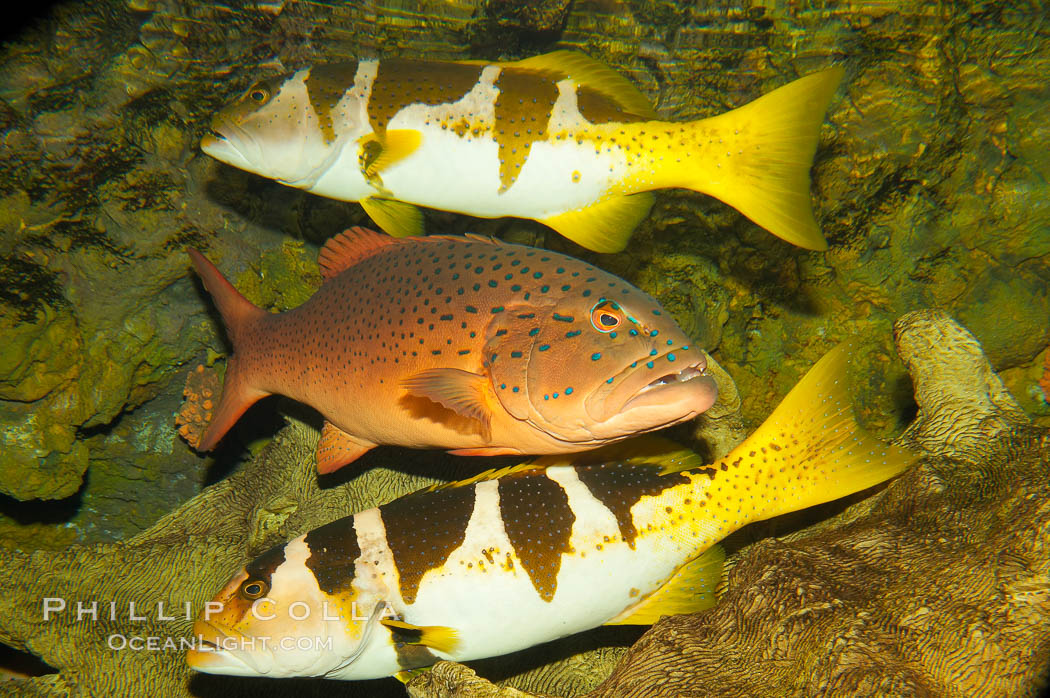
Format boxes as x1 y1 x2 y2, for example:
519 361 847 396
621 361 718 413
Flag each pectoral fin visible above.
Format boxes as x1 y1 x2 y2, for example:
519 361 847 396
360 129 423 180
402 368 492 429
316 421 375 474
360 197 425 238
605 545 724 625
539 192 654 253
381 619 460 654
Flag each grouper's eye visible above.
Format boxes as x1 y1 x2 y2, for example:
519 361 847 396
245 83 271 105
590 300 623 333
239 578 269 599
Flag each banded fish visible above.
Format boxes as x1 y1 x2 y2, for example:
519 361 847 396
201 51 843 253
186 345 918 680
188 227 718 473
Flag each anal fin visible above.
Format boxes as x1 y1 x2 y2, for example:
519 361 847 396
539 192 654 253
316 421 375 474
381 619 459 655
360 197 425 238
605 544 724 625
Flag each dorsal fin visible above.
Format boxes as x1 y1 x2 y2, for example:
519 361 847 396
317 226 398 280
510 50 657 120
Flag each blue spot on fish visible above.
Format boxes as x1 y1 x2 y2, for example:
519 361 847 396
668 353 676 361
591 353 601 361
649 349 658 356
646 361 654 368
552 313 573 322
609 331 617 339
565 387 573 395
539 344 550 351
566 330 581 338
629 329 639 336
511 284 522 292
512 386 519 393
511 351 523 358
491 306 504 313
541 285 550 293
533 271 543 279
528 328 539 336
466 305 478 313
651 329 659 337
552 392 559 399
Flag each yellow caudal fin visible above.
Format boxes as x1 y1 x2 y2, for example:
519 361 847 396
680 67 843 250
539 192 655 253
606 545 724 624
723 343 918 523
360 197 425 238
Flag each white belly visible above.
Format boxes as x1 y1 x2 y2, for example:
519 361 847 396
379 124 629 220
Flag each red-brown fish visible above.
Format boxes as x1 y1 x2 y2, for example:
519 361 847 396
189 227 718 472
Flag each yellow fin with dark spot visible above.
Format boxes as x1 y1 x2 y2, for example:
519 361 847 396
360 197 425 238
363 129 423 179
512 50 657 120
725 342 919 523
606 545 725 625
539 192 654 253
381 620 460 654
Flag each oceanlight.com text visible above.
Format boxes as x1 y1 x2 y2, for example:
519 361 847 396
107 635 335 652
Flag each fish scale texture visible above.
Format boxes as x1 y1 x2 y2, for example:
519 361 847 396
403 310 1050 698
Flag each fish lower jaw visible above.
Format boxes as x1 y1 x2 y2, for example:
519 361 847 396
621 368 719 414
638 364 708 392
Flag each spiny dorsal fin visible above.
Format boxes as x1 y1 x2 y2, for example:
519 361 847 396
529 434 703 474
317 227 397 280
511 50 657 120
424 462 545 493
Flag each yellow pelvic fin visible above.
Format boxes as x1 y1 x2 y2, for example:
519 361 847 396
360 197 425 238
381 619 460 655
511 50 657 120
540 192 654 253
361 129 423 180
606 544 725 625
677 66 844 250
394 667 429 683
723 342 919 523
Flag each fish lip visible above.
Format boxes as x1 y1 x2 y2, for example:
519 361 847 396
611 351 717 415
189 619 271 675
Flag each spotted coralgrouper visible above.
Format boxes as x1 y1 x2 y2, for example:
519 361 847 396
186 345 918 681
201 50 843 253
188 227 719 473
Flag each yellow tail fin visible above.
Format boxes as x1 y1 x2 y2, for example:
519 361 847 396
720 343 918 522
681 67 843 250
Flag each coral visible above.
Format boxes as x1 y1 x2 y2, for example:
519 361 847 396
175 363 220 451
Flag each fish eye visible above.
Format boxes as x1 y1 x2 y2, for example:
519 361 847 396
239 579 269 599
590 301 622 333
246 84 270 104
